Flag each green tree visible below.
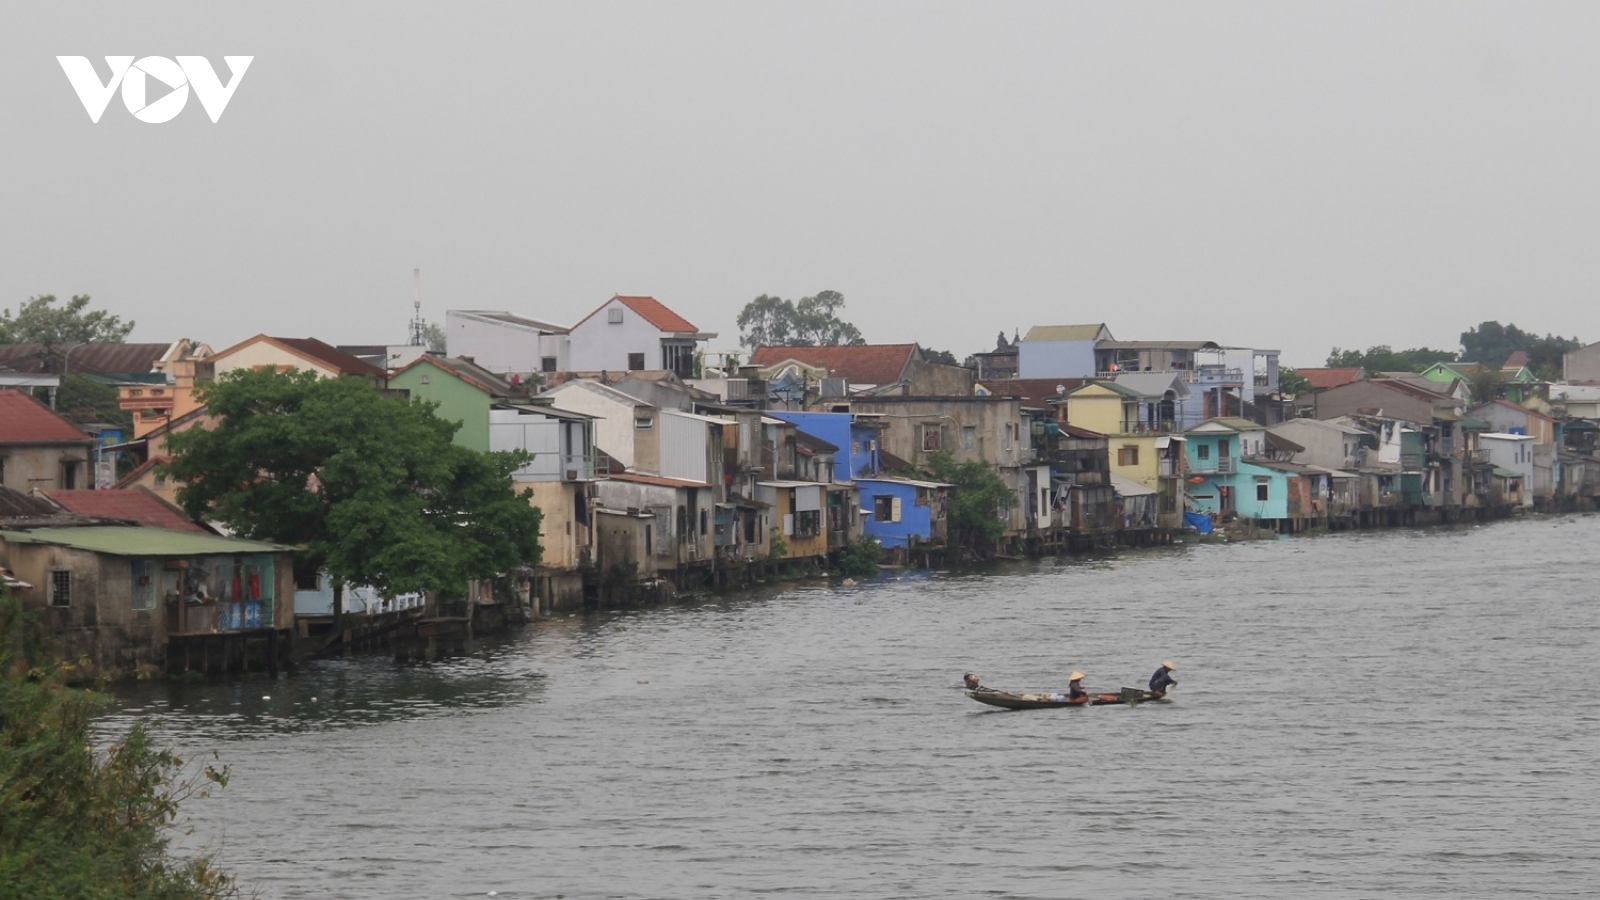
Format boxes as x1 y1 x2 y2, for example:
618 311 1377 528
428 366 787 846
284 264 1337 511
920 346 960 366
53 373 135 430
163 370 543 625
924 450 1012 560
1278 367 1313 396
1 592 238 899
422 322 447 353
1325 345 1457 373
736 290 866 351
0 294 135 346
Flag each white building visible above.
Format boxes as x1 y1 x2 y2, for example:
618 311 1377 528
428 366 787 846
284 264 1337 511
444 310 570 377
566 295 716 378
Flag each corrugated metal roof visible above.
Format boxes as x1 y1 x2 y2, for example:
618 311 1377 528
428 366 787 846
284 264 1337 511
1109 473 1157 496
1023 324 1110 342
451 310 569 333
1098 340 1219 351
1112 372 1191 399
0 526 295 556
854 476 952 489
44 488 208 533
0 343 171 377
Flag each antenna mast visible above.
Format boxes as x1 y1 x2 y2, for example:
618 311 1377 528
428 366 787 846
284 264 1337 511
408 268 427 347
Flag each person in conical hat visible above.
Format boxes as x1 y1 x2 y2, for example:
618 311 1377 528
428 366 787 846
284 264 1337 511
1148 660 1178 697
1067 670 1087 702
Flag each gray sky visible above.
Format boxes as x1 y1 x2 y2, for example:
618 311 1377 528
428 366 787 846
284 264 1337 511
4 2 1599 368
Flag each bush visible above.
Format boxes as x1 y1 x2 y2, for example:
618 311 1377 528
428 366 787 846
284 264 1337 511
835 536 882 579
0 592 239 899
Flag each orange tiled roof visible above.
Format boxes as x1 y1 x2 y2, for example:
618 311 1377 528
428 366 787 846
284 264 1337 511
750 344 918 387
1296 368 1364 391
0 390 95 444
573 295 700 334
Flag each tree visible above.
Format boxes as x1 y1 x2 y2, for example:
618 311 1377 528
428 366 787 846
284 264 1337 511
163 370 543 625
923 450 1012 561
422 322 447 354
920 346 960 366
736 290 866 351
1 592 239 899
1278 367 1313 397
1325 345 1457 373
0 294 135 346
1458 320 1581 381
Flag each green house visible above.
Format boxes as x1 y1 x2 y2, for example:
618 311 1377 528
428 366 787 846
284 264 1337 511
388 355 529 452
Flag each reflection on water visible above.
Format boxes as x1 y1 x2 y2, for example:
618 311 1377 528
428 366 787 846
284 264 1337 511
98 516 1600 899
100 638 549 742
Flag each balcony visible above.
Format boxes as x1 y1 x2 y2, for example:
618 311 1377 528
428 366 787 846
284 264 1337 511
1190 457 1236 475
1118 419 1179 435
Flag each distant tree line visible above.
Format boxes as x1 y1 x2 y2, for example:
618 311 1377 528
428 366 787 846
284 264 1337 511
1327 320 1583 381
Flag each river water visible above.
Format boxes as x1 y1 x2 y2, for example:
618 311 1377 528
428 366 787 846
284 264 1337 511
101 514 1600 899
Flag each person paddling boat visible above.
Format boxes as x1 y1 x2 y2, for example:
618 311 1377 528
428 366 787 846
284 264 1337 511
1148 660 1177 697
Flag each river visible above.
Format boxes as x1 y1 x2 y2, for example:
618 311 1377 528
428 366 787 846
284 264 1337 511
100 514 1600 899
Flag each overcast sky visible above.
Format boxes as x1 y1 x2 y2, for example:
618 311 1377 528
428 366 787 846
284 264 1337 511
4 2 1599 368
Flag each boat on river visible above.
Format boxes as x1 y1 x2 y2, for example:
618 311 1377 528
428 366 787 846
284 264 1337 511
965 686 1165 710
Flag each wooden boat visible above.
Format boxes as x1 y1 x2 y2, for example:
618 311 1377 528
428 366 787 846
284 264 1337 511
966 686 1164 710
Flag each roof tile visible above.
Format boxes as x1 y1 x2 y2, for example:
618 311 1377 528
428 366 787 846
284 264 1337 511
0 390 95 444
750 344 918 387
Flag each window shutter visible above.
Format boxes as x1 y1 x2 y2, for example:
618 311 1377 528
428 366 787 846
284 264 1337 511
891 496 902 523
783 514 794 536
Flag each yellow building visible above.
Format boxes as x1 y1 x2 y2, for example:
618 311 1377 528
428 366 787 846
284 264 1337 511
1062 381 1186 526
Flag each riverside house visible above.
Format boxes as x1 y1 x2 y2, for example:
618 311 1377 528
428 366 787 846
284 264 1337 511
0 490 297 679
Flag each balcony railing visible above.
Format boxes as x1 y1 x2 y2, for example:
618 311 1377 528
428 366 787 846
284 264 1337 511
1191 457 1235 475
1118 420 1179 435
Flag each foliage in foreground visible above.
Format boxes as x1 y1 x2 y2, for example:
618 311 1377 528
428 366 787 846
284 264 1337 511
0 293 135 345
0 593 237 900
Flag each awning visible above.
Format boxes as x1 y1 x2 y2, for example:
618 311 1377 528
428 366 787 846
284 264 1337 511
1110 473 1157 496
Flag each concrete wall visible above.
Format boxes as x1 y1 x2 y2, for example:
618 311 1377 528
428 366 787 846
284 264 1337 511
851 397 1028 470
445 311 568 376
1 442 94 492
1271 419 1363 470
212 342 338 379
1018 340 1096 379
568 298 667 373
545 383 645 470
1563 342 1600 383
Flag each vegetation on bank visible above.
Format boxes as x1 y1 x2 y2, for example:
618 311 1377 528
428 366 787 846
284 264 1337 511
0 592 239 899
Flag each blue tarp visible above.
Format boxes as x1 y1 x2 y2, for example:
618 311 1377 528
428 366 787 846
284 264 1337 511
1183 511 1214 534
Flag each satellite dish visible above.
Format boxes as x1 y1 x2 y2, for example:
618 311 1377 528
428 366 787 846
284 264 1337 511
1056 384 1066 395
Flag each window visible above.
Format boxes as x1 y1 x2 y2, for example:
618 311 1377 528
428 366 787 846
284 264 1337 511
61 459 80 490
1002 423 1013 451
132 560 155 610
962 425 977 451
50 570 71 607
1197 444 1211 461
1118 445 1139 466
795 509 822 537
920 423 944 452
608 307 624 324
874 494 896 522
700 509 708 536
627 352 645 371
635 414 655 429
1256 477 1270 502
541 356 557 373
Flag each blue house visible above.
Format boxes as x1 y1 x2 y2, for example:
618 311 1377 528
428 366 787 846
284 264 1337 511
855 477 950 550
1182 417 1267 519
1016 323 1114 379
764 411 883 481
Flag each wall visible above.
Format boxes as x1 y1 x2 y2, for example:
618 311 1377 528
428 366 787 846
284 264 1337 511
1313 381 1437 426
545 383 644 470
757 483 829 559
1 443 93 492
659 412 713 484
567 298 666 373
1272 419 1362 470
858 479 934 549
1480 435 1535 506
1063 384 1127 436
391 365 491 451
850 397 1028 470
1563 343 1600 383
523 480 589 571
1017 340 1096 379
212 342 337 379
445 311 569 375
